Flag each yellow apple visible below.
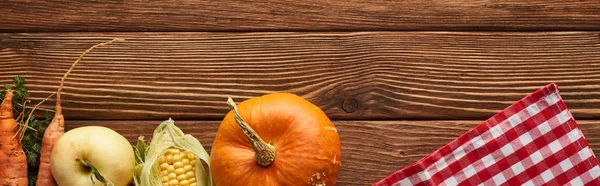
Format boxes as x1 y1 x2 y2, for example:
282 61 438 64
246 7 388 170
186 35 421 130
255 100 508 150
51 126 135 186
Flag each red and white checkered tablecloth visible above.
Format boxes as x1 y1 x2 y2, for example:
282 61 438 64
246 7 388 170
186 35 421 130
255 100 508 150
375 83 600 186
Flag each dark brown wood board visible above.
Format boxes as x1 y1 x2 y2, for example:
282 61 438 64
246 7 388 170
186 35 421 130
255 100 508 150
1 1 600 32
2 1 600 185
64 120 600 185
1 32 599 120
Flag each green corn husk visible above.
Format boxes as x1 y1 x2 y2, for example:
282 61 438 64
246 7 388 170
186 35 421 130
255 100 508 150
134 119 213 186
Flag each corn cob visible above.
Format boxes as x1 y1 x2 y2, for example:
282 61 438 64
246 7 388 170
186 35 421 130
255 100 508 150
158 148 197 186
134 119 213 186
158 132 197 186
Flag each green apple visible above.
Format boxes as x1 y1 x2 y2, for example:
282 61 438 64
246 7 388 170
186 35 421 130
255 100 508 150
51 126 135 186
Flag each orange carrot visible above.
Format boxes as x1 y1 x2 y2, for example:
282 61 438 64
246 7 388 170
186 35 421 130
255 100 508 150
0 90 28 185
36 38 123 186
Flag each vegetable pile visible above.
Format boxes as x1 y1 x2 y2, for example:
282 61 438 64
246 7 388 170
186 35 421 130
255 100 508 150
0 39 343 186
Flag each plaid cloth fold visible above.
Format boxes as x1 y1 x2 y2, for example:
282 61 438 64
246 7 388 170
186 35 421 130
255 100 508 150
375 83 600 186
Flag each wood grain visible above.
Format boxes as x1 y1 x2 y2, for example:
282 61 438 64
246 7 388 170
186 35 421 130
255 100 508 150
64 120 600 185
1 32 600 120
1 1 600 32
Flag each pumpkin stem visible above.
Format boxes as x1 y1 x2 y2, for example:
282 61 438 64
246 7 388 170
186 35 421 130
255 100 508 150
227 97 276 166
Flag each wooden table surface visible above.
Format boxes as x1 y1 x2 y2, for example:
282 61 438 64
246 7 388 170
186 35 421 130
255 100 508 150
1 1 600 185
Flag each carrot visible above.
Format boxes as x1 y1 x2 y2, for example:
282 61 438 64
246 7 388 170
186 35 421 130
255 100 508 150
0 90 28 185
36 38 123 186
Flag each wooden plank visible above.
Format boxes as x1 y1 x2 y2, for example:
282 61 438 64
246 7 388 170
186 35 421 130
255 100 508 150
1 32 600 120
64 120 600 185
1 1 600 32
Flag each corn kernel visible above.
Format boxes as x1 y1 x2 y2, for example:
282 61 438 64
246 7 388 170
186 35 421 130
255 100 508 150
169 149 180 154
184 165 193 172
161 170 169 176
173 154 183 163
168 173 177 180
168 180 179 185
177 174 187 181
175 168 185 175
160 163 169 170
167 165 175 173
161 176 169 182
166 154 173 164
162 182 169 186
186 151 195 159
190 183 197 186
180 180 190 186
158 156 165 163
174 161 184 169
185 171 195 179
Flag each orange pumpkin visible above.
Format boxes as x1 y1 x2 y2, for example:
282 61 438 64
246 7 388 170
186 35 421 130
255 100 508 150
210 93 342 186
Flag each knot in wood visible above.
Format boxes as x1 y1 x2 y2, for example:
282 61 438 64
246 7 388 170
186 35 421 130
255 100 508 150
342 98 358 113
